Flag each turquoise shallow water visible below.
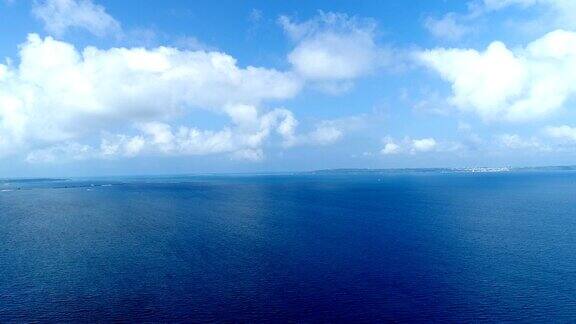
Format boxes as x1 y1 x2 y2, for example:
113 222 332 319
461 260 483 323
1 171 576 321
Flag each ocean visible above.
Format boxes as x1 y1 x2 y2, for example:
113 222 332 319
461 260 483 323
1 171 575 321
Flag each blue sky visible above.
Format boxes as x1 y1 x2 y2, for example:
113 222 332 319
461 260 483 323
2 0 576 176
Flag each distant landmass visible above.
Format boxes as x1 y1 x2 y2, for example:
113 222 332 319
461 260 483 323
0 178 68 183
309 165 576 175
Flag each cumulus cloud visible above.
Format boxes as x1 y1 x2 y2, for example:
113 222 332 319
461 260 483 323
22 101 342 163
381 142 400 155
100 134 146 157
419 29 576 122
412 138 438 152
280 11 388 91
5 33 299 126
32 0 121 37
135 106 299 156
25 105 303 163
544 125 576 142
380 137 440 155
0 33 330 162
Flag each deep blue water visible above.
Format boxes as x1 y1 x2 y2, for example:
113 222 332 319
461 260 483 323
1 171 576 322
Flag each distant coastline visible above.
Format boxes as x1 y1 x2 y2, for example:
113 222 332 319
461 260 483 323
3 165 576 182
308 165 576 175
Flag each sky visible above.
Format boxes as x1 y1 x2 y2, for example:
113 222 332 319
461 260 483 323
2 0 576 176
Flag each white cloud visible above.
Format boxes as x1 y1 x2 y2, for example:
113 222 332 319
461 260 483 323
288 114 373 147
381 142 400 155
544 125 576 142
424 0 576 43
32 0 121 37
140 124 235 156
432 0 576 39
26 135 146 163
496 0 576 32
481 0 576 17
424 13 474 41
280 12 386 84
13 34 299 122
78 104 311 162
419 29 576 122
26 142 94 163
380 137 440 155
481 0 538 10
412 138 437 152
305 125 343 145
497 133 546 150
93 106 299 161
376 132 565 157
100 134 145 157
249 9 263 23
25 106 301 163
0 34 318 162
135 106 300 156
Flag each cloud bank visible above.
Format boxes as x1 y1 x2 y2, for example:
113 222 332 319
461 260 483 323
0 33 340 162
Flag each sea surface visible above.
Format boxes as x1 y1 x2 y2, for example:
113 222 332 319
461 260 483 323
1 171 576 322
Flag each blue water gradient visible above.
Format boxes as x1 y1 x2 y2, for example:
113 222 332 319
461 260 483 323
1 171 576 321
